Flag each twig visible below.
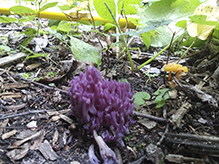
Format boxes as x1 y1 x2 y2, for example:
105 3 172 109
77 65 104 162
166 133 219 142
0 110 46 120
157 123 169 146
13 74 68 94
132 111 167 122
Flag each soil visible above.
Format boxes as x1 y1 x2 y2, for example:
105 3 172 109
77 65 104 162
0 18 219 164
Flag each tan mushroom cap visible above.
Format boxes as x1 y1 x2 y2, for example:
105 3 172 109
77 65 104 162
164 63 188 73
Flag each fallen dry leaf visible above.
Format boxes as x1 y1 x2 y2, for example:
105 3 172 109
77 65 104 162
2 129 17 140
6 142 30 161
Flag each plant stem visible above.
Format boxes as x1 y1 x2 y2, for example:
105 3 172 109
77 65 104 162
177 37 197 64
137 36 181 70
137 44 169 70
104 2 134 70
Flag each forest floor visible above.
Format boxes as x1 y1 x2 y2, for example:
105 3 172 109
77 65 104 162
0 19 219 164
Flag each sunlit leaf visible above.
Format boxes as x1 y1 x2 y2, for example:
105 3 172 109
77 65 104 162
70 36 101 66
9 5 35 14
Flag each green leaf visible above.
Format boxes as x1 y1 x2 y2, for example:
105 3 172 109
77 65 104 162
104 23 116 31
18 15 35 23
150 27 172 47
23 28 37 36
155 99 166 108
139 19 172 34
93 0 115 22
175 20 187 28
141 31 155 49
0 45 11 52
118 79 129 83
70 36 101 66
22 36 35 46
172 0 201 13
48 20 61 27
153 88 169 108
118 0 141 15
9 5 35 14
58 4 72 11
39 2 58 12
154 88 169 96
182 35 205 47
133 92 151 105
57 21 74 32
25 53 48 60
189 15 219 26
0 16 17 23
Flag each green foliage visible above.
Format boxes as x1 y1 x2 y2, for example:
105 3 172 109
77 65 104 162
153 88 169 108
0 16 17 23
70 36 101 67
0 45 11 55
45 72 58 78
9 5 35 14
189 15 219 26
133 92 151 105
21 72 34 79
93 0 141 23
21 45 48 60
104 23 116 31
39 2 58 12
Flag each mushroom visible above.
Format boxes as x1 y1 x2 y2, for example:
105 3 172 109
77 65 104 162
164 63 188 81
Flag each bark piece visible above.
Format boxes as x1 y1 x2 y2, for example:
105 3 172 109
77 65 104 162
170 102 192 128
38 140 58 161
0 53 26 67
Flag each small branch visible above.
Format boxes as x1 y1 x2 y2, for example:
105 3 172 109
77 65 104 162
132 111 167 122
13 74 68 94
0 110 46 120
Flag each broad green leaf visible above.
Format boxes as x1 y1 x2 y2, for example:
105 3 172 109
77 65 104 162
154 88 169 96
93 0 115 22
182 36 205 48
139 0 200 29
104 23 116 31
9 6 35 14
22 36 35 46
133 92 151 105
189 15 219 26
39 2 58 12
171 0 201 13
141 32 153 49
154 88 169 108
139 19 172 34
118 78 129 83
118 0 141 15
150 27 172 47
57 21 74 32
18 15 35 23
58 4 72 11
175 20 187 27
0 16 17 23
70 36 101 66
23 28 37 36
127 18 141 26
94 20 104 26
154 99 166 108
0 45 11 52
48 20 61 27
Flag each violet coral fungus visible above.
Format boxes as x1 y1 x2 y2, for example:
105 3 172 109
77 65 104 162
68 66 135 147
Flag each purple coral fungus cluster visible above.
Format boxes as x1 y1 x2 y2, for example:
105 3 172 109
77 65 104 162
68 66 135 146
